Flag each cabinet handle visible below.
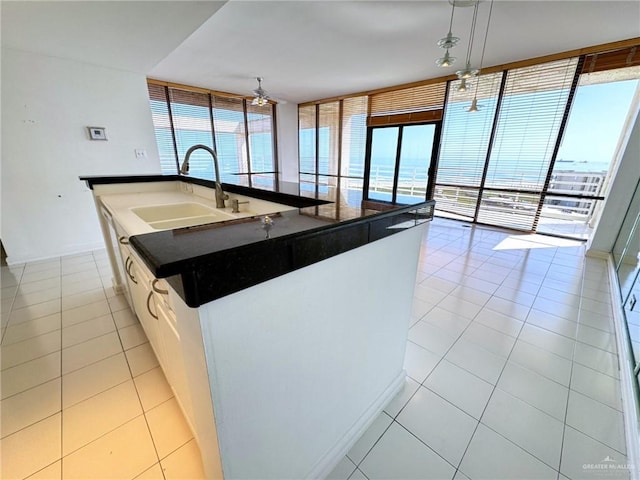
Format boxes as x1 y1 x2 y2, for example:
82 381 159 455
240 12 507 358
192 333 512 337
146 291 159 320
125 256 138 284
152 279 169 295
119 236 129 245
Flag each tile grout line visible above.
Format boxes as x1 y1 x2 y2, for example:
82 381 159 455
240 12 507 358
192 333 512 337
411 229 589 478
554 247 587 480
115 303 169 480
59 256 64 480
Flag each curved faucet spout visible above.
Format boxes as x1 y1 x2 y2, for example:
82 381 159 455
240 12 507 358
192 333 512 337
179 144 229 208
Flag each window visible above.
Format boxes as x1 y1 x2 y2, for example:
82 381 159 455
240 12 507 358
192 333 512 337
212 96 248 184
477 58 579 230
148 84 178 174
169 89 215 180
297 42 640 236
435 73 502 219
364 82 446 206
365 124 439 205
434 58 584 231
298 104 316 183
246 103 276 189
537 65 640 237
298 97 368 214
147 82 277 187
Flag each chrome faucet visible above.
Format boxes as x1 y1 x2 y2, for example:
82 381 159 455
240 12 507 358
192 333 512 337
179 144 229 209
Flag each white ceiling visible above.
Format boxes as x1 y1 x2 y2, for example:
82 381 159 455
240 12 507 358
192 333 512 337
3 1 640 104
1 1 226 73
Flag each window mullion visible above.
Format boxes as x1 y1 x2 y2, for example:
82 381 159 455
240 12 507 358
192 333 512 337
242 99 253 187
473 70 507 222
208 93 217 155
532 55 585 231
164 86 181 174
391 127 404 204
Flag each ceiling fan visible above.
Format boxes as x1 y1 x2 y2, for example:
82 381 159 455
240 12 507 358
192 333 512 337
251 77 270 106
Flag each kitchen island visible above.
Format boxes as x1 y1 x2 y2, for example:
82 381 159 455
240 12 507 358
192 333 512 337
81 174 434 479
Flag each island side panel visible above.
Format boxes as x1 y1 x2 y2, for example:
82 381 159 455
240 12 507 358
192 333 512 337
197 223 427 479
170 293 225 479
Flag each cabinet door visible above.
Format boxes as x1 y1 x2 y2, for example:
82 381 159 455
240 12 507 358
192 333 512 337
128 255 161 359
120 246 139 313
156 300 194 429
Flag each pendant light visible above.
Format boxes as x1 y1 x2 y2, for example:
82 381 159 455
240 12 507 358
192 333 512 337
435 1 459 67
466 0 494 113
251 77 270 107
455 0 480 80
457 78 470 92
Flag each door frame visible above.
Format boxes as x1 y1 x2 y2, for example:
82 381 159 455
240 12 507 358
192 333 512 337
363 121 443 204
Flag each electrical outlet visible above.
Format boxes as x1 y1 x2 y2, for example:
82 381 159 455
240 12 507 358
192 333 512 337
134 149 147 159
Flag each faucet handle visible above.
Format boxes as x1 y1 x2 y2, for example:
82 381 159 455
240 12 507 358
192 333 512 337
230 198 250 213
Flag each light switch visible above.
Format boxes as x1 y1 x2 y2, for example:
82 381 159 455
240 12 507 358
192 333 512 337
135 149 147 159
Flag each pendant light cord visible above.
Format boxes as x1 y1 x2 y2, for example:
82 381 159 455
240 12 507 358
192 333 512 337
447 1 456 35
465 1 480 66
473 0 494 98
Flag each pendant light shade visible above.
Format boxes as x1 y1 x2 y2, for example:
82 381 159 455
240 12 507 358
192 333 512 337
456 62 479 79
466 97 480 112
436 50 457 67
437 32 460 50
457 78 470 92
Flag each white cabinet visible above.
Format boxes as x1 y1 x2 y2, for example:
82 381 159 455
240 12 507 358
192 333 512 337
127 252 161 356
154 288 194 431
114 236 195 434
101 205 134 307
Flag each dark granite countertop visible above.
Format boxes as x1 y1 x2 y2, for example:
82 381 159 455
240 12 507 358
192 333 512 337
81 175 435 307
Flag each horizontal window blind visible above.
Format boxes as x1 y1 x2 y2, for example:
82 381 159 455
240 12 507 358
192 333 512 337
212 96 248 184
369 82 447 121
147 84 178 174
580 64 640 86
299 105 316 175
341 96 368 178
485 58 579 190
582 45 640 74
318 102 340 176
169 88 214 179
480 57 579 230
246 103 275 174
476 191 542 230
433 186 479 220
146 81 277 185
437 73 503 187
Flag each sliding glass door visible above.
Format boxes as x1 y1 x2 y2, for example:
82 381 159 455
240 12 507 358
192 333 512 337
365 123 440 205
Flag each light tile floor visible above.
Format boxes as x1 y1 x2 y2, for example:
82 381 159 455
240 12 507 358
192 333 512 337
1 218 629 480
1 250 203 479
328 219 629 480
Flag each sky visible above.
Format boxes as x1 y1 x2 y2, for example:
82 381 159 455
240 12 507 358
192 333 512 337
557 79 639 164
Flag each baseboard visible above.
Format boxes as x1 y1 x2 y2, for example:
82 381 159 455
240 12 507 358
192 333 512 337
306 370 406 479
5 241 105 266
607 256 640 480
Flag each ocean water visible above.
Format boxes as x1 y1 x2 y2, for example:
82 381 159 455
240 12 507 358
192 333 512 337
340 156 610 186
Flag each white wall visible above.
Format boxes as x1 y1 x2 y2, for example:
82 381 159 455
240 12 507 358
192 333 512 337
1 48 161 264
197 224 425 478
276 102 299 183
588 109 640 255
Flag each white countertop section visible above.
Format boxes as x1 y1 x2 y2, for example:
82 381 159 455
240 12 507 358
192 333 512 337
99 185 298 237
